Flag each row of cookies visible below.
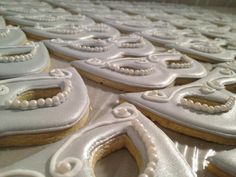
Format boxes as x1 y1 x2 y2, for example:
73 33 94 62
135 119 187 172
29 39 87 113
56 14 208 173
0 1 92 148
40 0 234 174
0 1 200 177
104 0 236 41
45 0 236 65
0 16 51 79
0 1 234 176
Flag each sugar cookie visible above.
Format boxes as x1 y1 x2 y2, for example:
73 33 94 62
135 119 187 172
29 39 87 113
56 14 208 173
103 16 157 33
167 39 236 63
0 6 70 16
72 50 207 91
139 28 208 47
5 14 94 27
120 67 236 145
207 149 236 177
44 34 156 61
0 42 50 79
0 67 90 147
23 23 120 40
198 24 235 39
0 103 196 177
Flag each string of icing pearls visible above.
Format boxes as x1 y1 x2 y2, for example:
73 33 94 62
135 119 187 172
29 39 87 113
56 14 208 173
25 16 59 22
0 44 39 63
67 39 110 52
167 55 193 69
112 106 158 177
38 25 83 35
132 119 158 177
180 96 235 114
50 105 137 177
6 80 72 110
106 63 154 76
85 24 109 32
190 41 221 54
118 36 145 48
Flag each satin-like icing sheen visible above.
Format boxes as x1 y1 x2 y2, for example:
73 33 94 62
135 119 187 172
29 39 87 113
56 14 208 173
5 14 94 27
0 42 50 79
0 67 89 138
167 39 236 63
71 50 207 89
120 67 236 139
23 23 120 40
0 26 27 46
0 103 196 177
44 34 156 60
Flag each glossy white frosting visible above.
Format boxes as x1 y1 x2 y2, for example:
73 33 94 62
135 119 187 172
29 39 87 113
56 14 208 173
0 42 50 79
0 103 196 177
23 23 120 40
120 67 236 139
71 50 207 89
0 67 89 137
167 39 236 63
5 14 94 27
44 34 156 60
0 26 27 46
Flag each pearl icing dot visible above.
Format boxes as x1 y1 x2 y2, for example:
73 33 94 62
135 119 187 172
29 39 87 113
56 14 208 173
56 162 72 174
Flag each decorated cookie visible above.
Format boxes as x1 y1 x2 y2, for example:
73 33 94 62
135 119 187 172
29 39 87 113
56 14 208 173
22 23 120 40
82 9 129 23
5 14 94 27
71 50 207 91
104 16 157 33
0 67 90 147
139 29 182 47
0 42 50 79
0 26 27 46
68 5 111 15
139 28 207 47
0 6 70 16
167 39 236 63
44 34 156 61
169 18 211 30
207 149 236 177
146 11 183 22
198 24 235 39
120 67 236 145
0 103 196 177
